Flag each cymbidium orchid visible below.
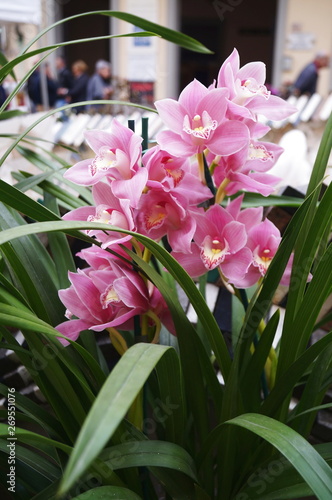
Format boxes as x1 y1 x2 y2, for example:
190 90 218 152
136 188 202 254
62 182 135 249
237 218 294 288
217 48 297 120
171 203 253 285
64 119 146 208
155 79 250 159
57 48 300 346
211 139 283 198
143 145 212 204
56 253 174 345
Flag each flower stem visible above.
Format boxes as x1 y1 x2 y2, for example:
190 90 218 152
107 327 128 356
215 177 231 204
143 247 151 263
197 151 206 184
131 237 143 258
145 310 162 344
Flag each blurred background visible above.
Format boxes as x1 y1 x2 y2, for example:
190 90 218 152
0 0 331 106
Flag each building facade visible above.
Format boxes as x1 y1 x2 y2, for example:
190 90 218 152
1 0 331 103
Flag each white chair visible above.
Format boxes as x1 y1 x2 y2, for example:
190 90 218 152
269 128 311 192
318 93 332 121
300 93 322 122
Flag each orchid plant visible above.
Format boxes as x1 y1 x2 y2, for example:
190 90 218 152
1 10 332 500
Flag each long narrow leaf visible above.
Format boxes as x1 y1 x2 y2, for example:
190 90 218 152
0 220 232 380
226 413 332 500
19 10 212 58
71 486 143 500
59 343 175 494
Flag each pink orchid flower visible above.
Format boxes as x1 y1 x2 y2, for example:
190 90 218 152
143 145 212 205
56 262 149 344
155 79 250 157
217 48 297 121
172 204 253 285
75 243 136 270
63 119 147 207
62 182 135 248
236 218 294 287
136 188 203 254
211 138 283 196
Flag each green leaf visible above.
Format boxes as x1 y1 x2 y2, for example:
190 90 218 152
241 310 280 410
70 486 143 499
0 423 70 455
0 109 26 120
306 110 332 198
59 343 176 494
289 343 332 437
43 193 76 288
0 438 60 482
0 382 64 440
238 443 332 500
279 180 332 373
226 413 332 500
0 204 64 324
238 193 305 208
287 241 332 361
15 144 93 204
262 331 332 418
0 219 231 380
0 99 154 168
154 345 186 446
126 246 222 439
14 171 87 210
0 179 61 222
101 440 197 480
19 10 212 58
0 50 16 80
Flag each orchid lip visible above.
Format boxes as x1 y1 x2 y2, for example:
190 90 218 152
200 235 229 270
89 147 117 177
248 143 273 161
100 286 120 309
183 110 218 140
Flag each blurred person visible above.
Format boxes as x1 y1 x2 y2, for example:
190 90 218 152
0 83 7 108
55 55 74 119
55 56 74 99
86 59 113 112
292 51 330 97
27 62 58 112
67 60 89 113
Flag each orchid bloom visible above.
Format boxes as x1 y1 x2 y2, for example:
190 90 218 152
234 218 293 288
143 145 212 205
136 188 202 253
172 203 253 285
62 182 135 248
56 262 149 345
217 48 297 121
155 79 250 158
63 119 146 207
211 138 283 197
56 256 174 345
56 47 300 343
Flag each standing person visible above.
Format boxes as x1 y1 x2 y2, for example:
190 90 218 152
292 52 330 96
86 60 113 112
55 56 74 119
27 62 58 112
55 56 74 101
0 83 7 108
66 60 89 113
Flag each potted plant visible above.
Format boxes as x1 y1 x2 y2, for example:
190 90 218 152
0 10 332 500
